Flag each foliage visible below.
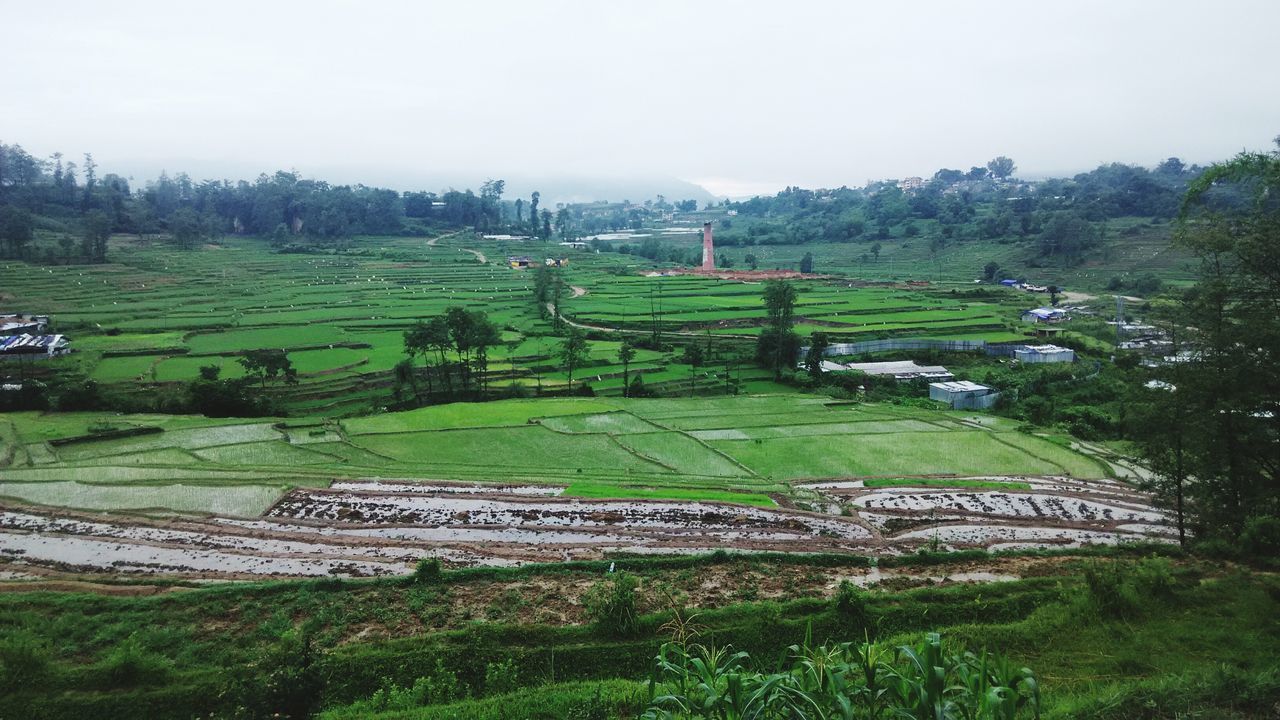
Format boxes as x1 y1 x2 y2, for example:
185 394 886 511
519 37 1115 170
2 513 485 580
414 557 443 584
583 572 641 637
643 632 1039 719
1133 149 1280 544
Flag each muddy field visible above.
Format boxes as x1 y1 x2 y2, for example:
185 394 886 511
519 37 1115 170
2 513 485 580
0 474 1174 582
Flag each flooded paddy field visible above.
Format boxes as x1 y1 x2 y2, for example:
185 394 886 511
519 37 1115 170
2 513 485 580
0 471 1174 582
0 399 1175 583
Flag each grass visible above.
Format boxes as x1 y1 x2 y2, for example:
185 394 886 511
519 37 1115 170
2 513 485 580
1 552 1273 719
0 481 286 515
561 482 776 507
862 477 1033 490
711 430 1081 479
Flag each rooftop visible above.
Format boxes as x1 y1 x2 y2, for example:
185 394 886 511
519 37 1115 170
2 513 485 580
929 380 992 393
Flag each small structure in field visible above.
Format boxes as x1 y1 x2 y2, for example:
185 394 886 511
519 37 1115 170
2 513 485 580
929 380 999 409
0 314 48 334
824 360 954 382
0 334 71 358
507 256 534 269
1022 307 1068 323
1014 344 1075 364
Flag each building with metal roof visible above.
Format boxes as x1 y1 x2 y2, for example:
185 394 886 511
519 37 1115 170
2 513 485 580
928 380 1000 409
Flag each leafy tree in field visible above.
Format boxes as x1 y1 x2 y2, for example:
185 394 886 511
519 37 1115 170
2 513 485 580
466 311 502 396
681 343 704 396
81 209 111 263
618 338 637 398
757 280 800 380
799 251 814 273
1037 211 1098 265
871 242 881 262
554 207 571 239
57 236 75 264
168 208 207 250
987 155 1016 179
983 261 1000 281
559 327 588 391
528 191 540 236
805 331 830 378
238 349 297 390
744 253 758 270
540 209 552 240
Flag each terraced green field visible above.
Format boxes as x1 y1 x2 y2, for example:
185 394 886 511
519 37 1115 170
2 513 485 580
0 231 1048 413
567 273 1021 341
0 396 1110 515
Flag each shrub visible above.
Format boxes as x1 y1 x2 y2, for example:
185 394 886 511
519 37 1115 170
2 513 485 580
99 634 172 687
484 658 520 695
833 580 870 629
583 572 641 637
414 557 443 584
1240 516 1280 562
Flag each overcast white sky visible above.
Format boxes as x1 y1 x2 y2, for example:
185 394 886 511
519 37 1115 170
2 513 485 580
2 0 1277 198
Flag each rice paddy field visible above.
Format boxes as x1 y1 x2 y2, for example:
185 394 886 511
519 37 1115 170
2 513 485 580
0 395 1173 581
0 231 1044 413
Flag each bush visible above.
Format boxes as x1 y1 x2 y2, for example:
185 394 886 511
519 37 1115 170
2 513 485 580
1240 516 1280 561
583 572 640 637
414 557 443 584
484 658 519 695
99 634 172 687
833 580 870 629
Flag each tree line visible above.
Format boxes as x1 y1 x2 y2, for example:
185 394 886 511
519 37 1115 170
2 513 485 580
0 142 569 262
713 155 1202 268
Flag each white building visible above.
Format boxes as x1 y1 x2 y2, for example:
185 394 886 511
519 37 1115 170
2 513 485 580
929 380 1000 409
818 360 953 382
1014 345 1075 363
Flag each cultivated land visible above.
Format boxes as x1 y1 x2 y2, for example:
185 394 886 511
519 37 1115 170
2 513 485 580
4 230 1252 720
0 395 1173 581
0 231 1051 409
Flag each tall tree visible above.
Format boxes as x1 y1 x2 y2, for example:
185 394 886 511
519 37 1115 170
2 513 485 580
682 343 704 396
805 332 830 379
618 339 637 398
81 210 111 263
528 191 540 236
1136 150 1280 544
986 156 1016 179
757 280 800 380
238 350 298 389
559 328 588 391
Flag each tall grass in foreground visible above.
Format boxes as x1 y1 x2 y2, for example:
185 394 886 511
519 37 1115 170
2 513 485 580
643 631 1039 719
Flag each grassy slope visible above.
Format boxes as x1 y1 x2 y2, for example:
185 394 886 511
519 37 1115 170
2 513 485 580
2 551 1275 720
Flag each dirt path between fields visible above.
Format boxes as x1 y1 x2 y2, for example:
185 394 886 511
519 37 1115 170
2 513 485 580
570 285 587 298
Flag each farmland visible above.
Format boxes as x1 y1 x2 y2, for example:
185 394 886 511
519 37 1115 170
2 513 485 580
0 394 1176 583
0 230 1047 411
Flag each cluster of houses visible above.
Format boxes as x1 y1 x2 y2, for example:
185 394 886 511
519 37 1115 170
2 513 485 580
811 343 1077 409
0 314 70 360
1000 279 1053 293
507 256 571 269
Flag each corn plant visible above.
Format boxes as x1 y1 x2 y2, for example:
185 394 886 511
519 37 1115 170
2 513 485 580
643 632 1038 720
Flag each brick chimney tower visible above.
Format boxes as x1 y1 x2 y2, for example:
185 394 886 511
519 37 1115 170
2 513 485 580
701 221 715 271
